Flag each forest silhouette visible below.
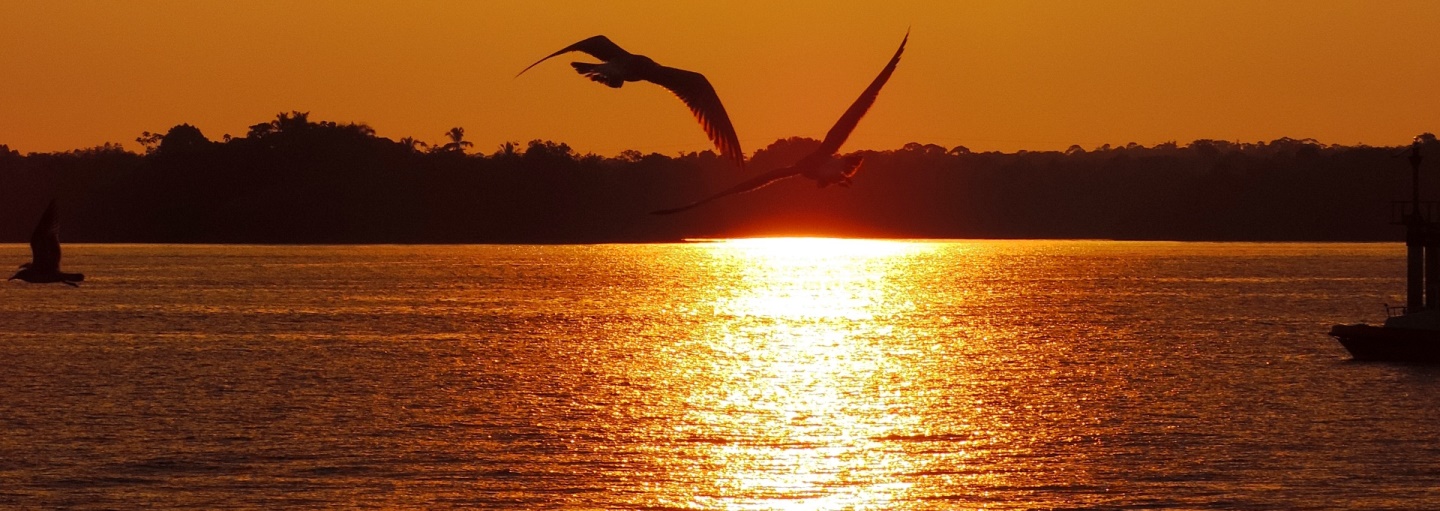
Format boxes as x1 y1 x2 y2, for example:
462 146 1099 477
0 112 1433 243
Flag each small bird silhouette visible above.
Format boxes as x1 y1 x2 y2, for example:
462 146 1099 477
652 31 908 215
10 200 84 287
517 35 745 169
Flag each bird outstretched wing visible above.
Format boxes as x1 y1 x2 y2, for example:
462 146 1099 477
29 199 61 273
516 35 632 77
816 30 908 157
651 166 801 215
645 65 746 169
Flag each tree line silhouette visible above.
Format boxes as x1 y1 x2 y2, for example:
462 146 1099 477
0 112 1432 243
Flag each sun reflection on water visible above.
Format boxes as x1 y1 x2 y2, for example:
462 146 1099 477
670 238 943 509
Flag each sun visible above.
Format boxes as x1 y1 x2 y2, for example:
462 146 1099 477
701 237 919 260
692 237 934 321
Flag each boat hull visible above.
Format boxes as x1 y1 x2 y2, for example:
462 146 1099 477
1329 323 1440 362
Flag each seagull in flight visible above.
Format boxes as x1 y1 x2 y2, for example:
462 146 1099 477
9 200 84 287
652 31 908 215
517 35 745 169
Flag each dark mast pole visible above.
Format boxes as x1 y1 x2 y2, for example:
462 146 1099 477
1412 138 1424 212
1407 137 1426 312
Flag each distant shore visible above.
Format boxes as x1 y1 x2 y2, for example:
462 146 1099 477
1 113 1428 244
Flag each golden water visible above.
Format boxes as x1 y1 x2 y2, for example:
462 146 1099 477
1 240 1437 509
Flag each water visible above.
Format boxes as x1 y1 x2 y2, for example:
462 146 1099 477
1 240 1437 509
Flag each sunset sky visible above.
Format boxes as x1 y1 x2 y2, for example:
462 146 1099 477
2 1 1438 156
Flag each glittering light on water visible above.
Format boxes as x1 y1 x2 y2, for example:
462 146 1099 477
666 238 942 508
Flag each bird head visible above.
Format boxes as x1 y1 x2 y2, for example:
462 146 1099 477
812 154 866 188
835 154 865 187
9 267 31 281
840 154 865 178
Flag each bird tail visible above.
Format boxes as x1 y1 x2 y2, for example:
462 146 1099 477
571 62 623 88
63 272 84 282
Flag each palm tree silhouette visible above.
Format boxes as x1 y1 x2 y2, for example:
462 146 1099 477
495 141 519 159
440 127 473 154
399 137 429 153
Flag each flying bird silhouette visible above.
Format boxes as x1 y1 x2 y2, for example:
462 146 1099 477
652 31 908 215
517 35 745 169
9 200 84 287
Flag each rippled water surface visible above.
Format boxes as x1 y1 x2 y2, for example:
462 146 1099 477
2 240 1438 509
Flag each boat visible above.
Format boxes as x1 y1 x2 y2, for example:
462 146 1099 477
1330 311 1440 362
1329 136 1440 362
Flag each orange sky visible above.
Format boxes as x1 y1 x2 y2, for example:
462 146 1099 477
1 1 1438 156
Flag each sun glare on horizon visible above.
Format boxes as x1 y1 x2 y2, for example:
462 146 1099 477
697 237 928 259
